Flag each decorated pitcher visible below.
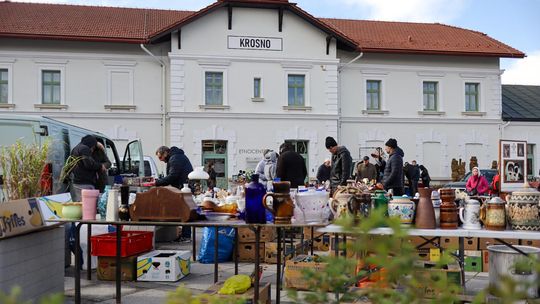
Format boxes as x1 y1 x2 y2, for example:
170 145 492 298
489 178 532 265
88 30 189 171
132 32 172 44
459 199 481 229
480 196 506 231
263 181 294 224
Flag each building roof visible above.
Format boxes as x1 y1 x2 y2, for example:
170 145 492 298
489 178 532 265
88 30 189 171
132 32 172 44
502 85 540 122
0 0 525 58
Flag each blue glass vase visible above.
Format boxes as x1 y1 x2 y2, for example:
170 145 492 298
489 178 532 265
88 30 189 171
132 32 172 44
245 174 267 224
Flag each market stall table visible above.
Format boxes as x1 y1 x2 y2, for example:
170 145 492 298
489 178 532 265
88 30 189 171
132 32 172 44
47 219 327 304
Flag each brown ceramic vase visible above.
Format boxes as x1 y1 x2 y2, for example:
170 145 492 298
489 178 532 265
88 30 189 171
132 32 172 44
415 188 436 229
439 188 458 229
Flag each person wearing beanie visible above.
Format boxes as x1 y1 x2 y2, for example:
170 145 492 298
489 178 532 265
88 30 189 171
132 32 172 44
383 138 404 196
326 136 352 192
69 135 106 201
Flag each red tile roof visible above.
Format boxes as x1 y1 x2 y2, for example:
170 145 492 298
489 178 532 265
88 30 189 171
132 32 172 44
321 18 524 58
0 1 525 58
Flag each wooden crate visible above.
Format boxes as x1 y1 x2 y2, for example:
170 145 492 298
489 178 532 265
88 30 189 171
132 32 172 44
238 227 275 243
238 242 265 262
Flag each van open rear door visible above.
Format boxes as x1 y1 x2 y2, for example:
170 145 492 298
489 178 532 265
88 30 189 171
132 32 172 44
122 139 144 177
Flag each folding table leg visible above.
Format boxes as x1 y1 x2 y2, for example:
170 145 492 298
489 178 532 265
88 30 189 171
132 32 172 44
74 223 83 304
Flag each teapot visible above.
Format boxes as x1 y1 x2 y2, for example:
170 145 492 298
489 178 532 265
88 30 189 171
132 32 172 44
480 196 506 231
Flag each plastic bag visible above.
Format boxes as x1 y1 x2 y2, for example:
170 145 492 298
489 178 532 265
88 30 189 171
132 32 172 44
97 185 110 218
197 226 235 263
218 274 252 295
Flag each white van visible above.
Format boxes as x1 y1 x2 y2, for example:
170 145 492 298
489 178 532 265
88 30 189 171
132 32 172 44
0 114 145 195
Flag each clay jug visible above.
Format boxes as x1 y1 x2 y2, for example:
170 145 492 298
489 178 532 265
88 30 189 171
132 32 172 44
263 181 294 224
439 188 458 229
415 188 436 229
480 196 506 231
459 199 481 229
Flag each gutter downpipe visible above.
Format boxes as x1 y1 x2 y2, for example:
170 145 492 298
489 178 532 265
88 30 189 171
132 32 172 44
500 120 510 140
337 51 363 141
140 44 167 148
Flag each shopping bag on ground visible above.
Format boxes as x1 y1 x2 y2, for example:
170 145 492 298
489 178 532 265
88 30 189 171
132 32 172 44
197 226 235 263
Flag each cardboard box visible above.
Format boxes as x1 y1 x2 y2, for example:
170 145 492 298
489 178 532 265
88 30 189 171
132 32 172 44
440 237 459 249
520 239 540 248
238 227 275 243
429 248 441 262
238 242 265 262
0 198 44 239
200 282 271 304
137 250 191 282
264 241 305 264
416 248 431 261
482 250 489 272
284 258 328 291
464 237 478 250
97 256 137 281
464 250 482 272
479 238 519 250
415 261 462 298
407 236 439 249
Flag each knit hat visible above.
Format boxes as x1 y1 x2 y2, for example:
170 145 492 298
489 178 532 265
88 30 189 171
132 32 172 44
81 135 98 149
385 138 397 149
325 136 338 149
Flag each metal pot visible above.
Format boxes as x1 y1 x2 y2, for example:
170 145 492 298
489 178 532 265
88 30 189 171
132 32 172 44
488 245 540 299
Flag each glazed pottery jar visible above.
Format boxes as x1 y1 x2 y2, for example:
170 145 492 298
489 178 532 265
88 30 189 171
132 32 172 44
480 196 506 231
388 195 416 225
415 188 436 229
459 199 482 229
372 190 389 215
439 188 458 229
263 181 294 224
331 192 353 219
506 185 540 231
62 202 82 220
431 190 442 227
295 188 330 224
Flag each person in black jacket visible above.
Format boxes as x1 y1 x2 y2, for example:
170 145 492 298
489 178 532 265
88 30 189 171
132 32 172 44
93 142 112 193
155 146 193 189
419 165 431 187
276 142 307 188
155 146 194 242
326 136 352 193
70 135 105 201
316 158 331 184
383 138 404 196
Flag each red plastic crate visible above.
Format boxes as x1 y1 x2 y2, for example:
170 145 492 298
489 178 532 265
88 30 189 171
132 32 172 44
91 231 153 257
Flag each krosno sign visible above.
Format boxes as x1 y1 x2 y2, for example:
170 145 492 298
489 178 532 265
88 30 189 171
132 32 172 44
228 35 283 51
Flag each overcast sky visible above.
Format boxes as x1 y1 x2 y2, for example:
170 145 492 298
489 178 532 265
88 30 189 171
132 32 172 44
13 0 540 85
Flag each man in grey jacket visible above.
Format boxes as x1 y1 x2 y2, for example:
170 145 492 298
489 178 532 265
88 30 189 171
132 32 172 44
326 136 352 193
383 138 404 196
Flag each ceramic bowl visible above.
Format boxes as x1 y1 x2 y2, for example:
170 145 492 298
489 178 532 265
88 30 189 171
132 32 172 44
204 212 233 222
62 202 83 220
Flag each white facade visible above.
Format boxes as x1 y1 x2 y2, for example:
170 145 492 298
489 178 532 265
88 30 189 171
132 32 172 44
0 4 537 182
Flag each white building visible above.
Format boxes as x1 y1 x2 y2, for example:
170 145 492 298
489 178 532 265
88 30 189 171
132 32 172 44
0 0 531 185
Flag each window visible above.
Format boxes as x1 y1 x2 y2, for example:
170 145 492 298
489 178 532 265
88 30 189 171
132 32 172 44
527 144 535 180
423 81 438 111
0 69 7 103
366 80 381 110
253 77 261 98
42 70 61 104
205 72 223 105
288 74 305 106
465 83 479 112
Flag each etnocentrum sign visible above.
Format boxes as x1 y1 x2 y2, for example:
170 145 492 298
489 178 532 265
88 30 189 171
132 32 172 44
228 35 283 51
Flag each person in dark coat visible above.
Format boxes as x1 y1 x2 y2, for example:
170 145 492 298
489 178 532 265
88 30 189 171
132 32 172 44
70 135 105 201
206 161 217 189
383 138 404 196
419 165 431 187
276 142 307 188
316 158 331 184
93 141 112 193
155 145 194 241
371 148 386 182
155 146 193 189
403 160 420 196
326 136 352 192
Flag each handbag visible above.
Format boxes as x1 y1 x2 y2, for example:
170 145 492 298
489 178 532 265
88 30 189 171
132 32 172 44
468 179 479 196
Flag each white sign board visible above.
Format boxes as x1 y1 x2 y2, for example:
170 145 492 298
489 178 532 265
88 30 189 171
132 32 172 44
228 35 282 51
499 139 528 192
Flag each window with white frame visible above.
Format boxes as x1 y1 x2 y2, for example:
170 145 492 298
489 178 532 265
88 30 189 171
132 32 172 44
253 77 262 98
109 70 133 105
288 74 305 106
423 81 438 111
42 70 61 104
465 82 479 112
366 80 381 110
0 69 8 103
205 71 223 105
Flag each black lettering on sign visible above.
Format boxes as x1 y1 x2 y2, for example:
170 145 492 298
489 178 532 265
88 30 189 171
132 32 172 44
239 38 271 49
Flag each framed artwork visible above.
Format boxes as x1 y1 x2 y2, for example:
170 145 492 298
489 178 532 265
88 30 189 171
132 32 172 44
499 140 527 192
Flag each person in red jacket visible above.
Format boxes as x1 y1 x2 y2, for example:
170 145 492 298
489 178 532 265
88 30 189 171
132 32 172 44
490 171 501 196
466 167 489 196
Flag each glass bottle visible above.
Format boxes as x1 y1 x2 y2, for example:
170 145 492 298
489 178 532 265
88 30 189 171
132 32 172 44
245 174 266 224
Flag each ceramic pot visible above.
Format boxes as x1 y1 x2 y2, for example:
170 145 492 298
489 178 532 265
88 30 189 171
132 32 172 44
480 196 506 231
295 188 330 224
439 188 458 229
431 190 441 227
388 195 415 225
62 202 82 220
372 190 389 215
82 189 100 220
415 188 436 229
263 181 294 224
506 185 540 231
331 192 353 219
459 199 482 229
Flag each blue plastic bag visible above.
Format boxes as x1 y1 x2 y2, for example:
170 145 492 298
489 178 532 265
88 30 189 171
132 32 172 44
197 227 235 263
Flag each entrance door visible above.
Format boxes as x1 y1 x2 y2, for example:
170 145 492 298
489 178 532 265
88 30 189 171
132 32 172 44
285 140 309 181
202 140 228 189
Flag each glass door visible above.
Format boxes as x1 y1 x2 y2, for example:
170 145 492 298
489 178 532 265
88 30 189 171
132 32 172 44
202 140 228 189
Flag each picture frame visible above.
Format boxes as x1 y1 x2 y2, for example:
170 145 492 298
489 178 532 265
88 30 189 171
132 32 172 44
499 139 527 192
